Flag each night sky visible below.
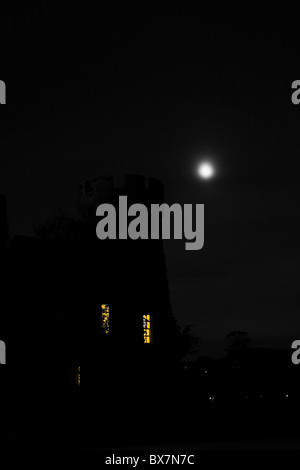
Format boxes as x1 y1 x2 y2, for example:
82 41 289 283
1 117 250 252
1 5 299 356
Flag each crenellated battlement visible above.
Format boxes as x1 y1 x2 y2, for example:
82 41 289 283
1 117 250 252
78 174 164 217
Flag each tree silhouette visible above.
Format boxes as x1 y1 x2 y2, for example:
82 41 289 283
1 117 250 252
226 331 251 354
33 211 84 240
176 324 200 359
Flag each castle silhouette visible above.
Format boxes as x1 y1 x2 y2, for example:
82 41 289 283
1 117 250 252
1 177 180 446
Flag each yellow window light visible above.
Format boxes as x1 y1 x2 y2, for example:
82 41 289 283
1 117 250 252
143 314 152 344
76 365 80 386
101 304 110 334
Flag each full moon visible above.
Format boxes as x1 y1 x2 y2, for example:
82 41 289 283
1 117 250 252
198 162 214 179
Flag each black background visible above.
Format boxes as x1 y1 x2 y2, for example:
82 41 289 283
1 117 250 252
0 2 300 455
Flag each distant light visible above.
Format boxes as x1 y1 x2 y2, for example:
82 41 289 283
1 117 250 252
285 394 289 398
198 162 214 179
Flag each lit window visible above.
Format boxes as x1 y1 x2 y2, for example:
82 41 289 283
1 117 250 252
101 304 110 334
76 366 80 386
143 314 152 344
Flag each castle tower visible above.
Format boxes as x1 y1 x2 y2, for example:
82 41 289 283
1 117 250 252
75 175 178 389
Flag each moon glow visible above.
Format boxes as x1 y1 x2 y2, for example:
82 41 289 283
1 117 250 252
198 162 214 179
